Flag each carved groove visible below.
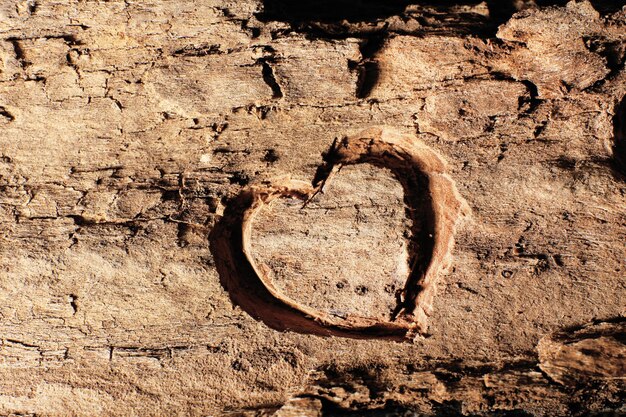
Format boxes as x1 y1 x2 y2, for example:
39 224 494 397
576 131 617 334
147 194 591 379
210 127 469 341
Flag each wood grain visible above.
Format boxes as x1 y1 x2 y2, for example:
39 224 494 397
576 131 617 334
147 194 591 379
0 0 624 415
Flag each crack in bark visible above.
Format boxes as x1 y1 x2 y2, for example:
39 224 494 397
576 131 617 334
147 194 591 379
260 59 284 99
0 106 15 123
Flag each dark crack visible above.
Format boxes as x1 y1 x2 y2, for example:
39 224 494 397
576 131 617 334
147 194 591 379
260 59 283 99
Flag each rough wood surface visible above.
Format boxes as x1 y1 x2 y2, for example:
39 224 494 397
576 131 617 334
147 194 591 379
0 0 625 415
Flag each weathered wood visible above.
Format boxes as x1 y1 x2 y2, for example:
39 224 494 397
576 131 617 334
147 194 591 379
0 0 624 415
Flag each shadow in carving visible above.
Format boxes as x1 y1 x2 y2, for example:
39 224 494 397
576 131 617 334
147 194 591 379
210 127 468 341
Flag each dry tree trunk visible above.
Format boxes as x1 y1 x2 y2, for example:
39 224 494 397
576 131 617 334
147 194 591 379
0 0 624 416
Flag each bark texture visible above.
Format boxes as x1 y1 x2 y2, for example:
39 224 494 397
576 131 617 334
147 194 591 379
0 0 624 416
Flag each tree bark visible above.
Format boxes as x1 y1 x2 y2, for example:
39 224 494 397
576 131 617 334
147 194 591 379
0 0 624 415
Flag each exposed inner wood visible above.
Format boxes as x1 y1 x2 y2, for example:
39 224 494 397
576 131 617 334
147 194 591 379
253 164 408 322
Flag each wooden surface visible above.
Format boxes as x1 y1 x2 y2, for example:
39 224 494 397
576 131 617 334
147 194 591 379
0 0 624 415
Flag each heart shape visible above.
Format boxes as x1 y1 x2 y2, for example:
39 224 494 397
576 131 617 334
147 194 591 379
210 127 469 342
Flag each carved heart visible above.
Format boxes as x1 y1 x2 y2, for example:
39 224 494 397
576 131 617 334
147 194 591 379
210 127 469 342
